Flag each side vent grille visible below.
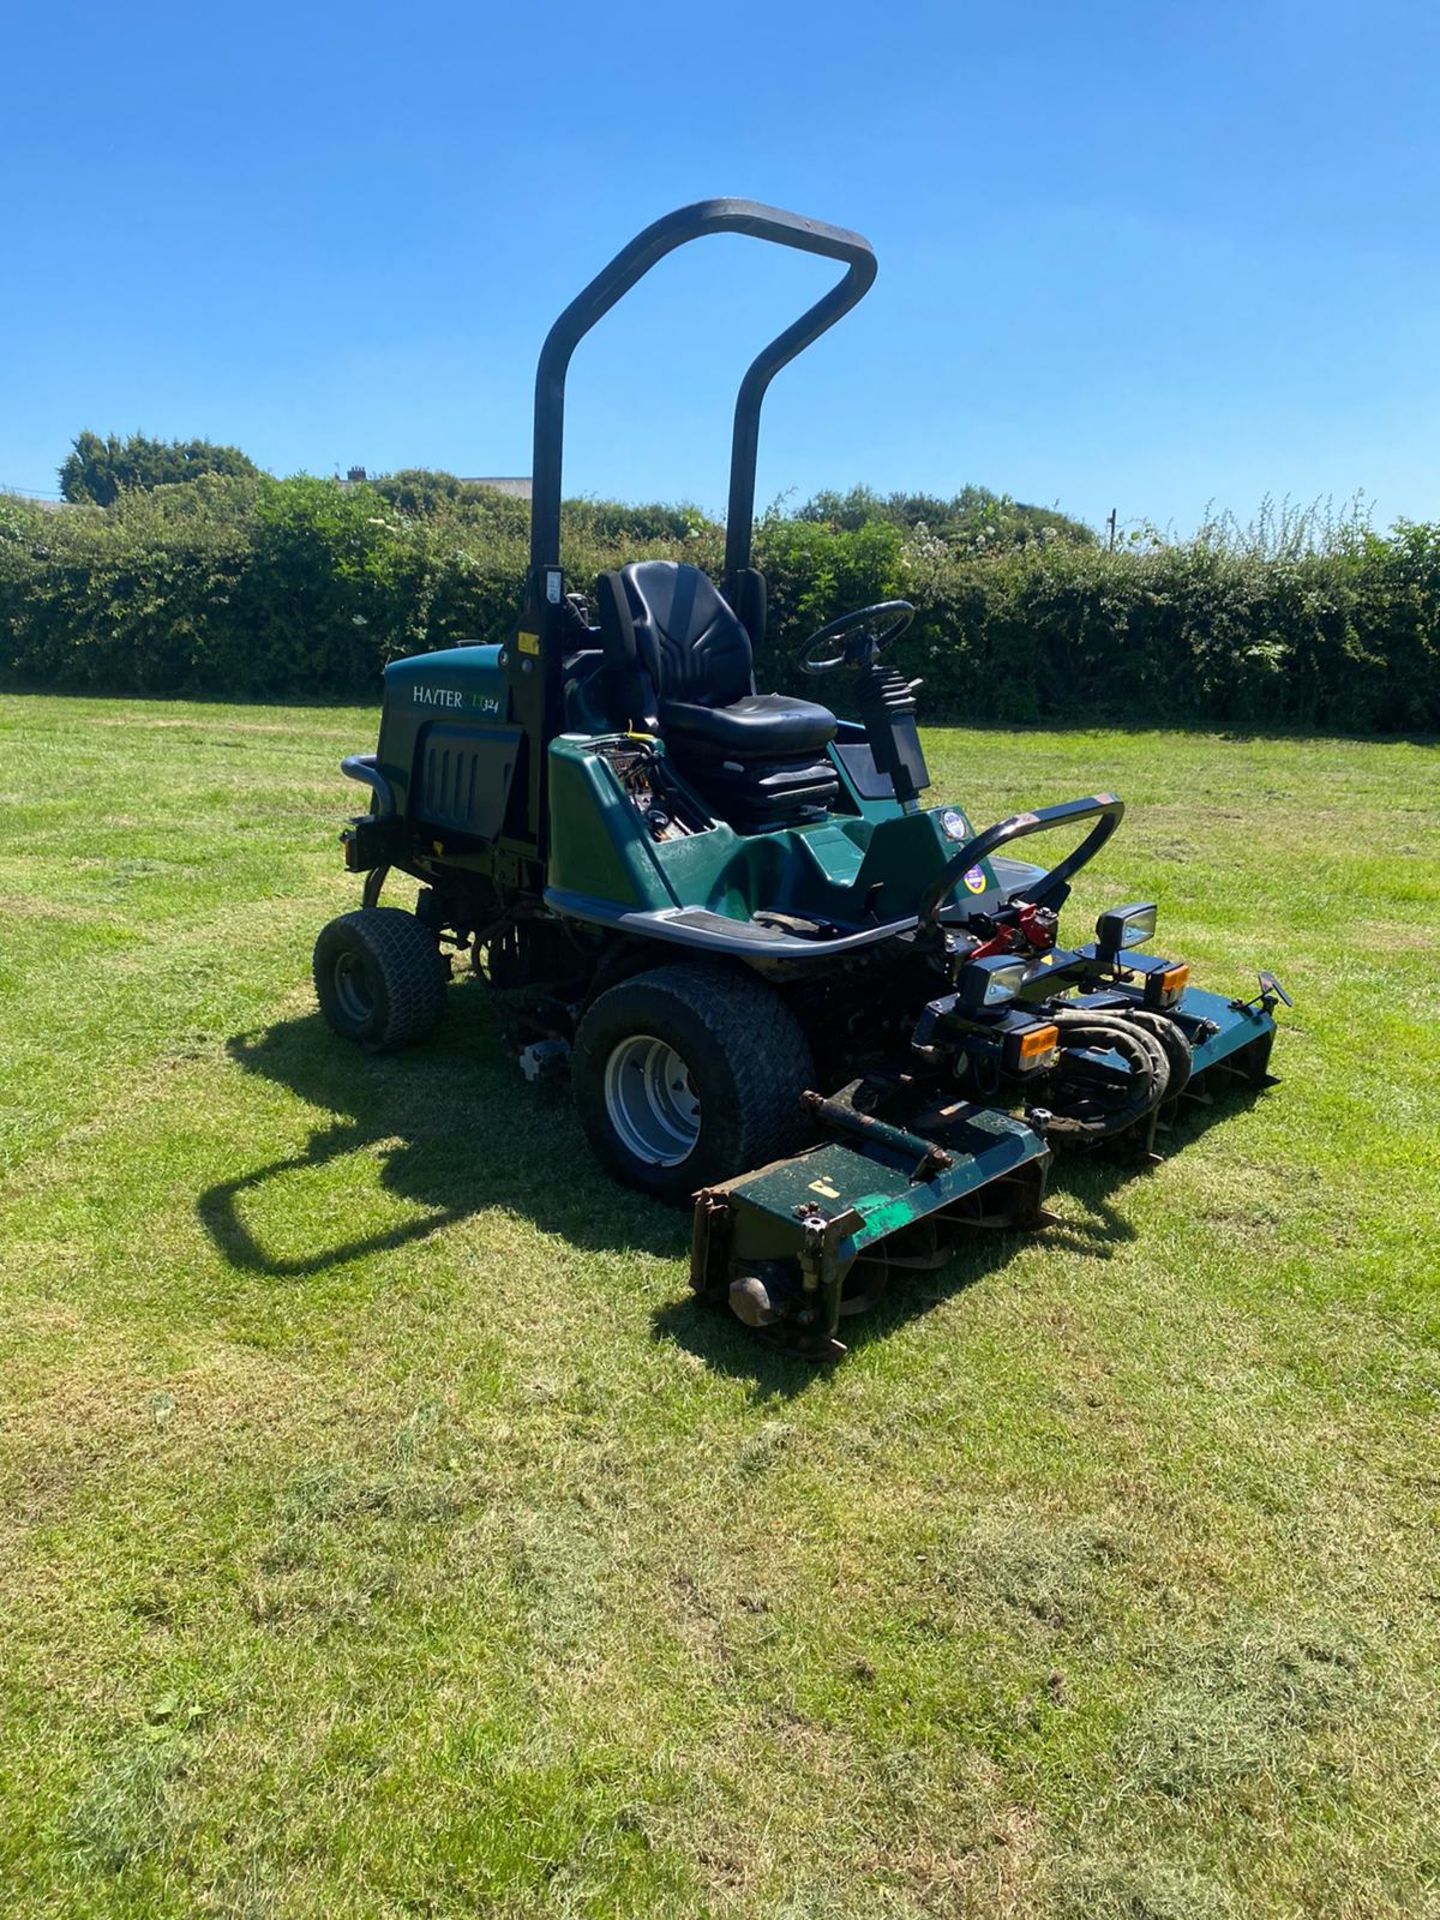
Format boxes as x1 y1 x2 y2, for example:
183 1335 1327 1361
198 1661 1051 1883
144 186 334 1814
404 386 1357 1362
413 723 521 841
420 743 480 830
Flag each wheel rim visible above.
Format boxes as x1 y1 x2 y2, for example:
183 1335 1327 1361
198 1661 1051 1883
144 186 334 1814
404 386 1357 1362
603 1033 701 1167
333 950 373 1024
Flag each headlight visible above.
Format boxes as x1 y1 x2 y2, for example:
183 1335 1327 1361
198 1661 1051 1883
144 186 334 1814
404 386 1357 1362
959 954 1028 1010
1095 901 1157 959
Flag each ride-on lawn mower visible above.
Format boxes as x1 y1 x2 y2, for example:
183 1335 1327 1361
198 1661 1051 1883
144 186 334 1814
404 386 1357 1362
315 199 1286 1359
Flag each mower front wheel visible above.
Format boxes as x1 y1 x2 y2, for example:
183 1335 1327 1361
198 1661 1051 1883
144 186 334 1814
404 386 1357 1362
313 907 448 1052
572 963 814 1202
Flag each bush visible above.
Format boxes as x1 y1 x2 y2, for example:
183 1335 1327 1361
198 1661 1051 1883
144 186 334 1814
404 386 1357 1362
0 474 1436 729
870 528 1440 732
795 483 1095 550
371 471 531 538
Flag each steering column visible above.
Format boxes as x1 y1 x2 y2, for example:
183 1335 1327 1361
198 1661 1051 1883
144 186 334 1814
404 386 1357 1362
796 599 927 806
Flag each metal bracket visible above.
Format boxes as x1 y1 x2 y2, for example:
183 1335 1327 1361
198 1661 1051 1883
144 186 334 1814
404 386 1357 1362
800 1087 952 1182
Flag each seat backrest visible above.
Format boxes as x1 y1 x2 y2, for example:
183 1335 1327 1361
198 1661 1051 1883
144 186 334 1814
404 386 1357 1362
596 562 755 714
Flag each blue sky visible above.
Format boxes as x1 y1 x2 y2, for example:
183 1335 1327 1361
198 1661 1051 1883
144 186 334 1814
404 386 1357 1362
3 0 1437 534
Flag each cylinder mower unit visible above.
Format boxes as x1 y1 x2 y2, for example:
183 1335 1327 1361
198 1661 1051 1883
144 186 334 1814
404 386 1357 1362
314 197 1287 1359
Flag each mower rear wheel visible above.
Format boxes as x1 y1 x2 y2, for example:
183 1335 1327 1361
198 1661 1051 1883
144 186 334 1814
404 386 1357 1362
313 907 448 1051
572 963 815 1202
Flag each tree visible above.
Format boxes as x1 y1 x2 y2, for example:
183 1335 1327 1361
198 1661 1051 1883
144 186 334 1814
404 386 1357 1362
59 431 260 506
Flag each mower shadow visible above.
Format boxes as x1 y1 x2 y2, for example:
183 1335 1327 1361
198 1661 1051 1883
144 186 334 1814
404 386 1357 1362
199 991 1271 1395
649 1076 1273 1389
197 992 686 1280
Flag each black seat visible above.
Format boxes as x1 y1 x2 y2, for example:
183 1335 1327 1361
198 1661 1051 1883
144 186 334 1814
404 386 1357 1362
595 561 839 829
657 693 837 755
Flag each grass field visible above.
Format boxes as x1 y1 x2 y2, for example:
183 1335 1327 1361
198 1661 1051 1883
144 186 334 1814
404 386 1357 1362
1 693 1437 1920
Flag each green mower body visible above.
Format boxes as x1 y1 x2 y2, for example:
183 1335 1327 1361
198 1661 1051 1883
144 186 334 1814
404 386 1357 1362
315 199 1284 1358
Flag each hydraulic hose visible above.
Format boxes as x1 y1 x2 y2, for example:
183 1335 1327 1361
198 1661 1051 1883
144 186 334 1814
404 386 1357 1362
1041 1007 1173 1149
1121 1007 1195 1100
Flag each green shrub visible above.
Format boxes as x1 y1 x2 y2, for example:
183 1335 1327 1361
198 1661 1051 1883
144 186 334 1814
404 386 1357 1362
1 474 1436 729
796 483 1095 549
372 470 531 539
754 516 905 647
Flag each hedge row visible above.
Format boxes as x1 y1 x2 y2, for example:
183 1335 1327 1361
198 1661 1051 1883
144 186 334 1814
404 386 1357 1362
2 477 1437 732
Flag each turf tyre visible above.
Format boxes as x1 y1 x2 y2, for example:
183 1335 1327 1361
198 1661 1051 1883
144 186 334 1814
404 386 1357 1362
313 907 448 1051
572 963 815 1202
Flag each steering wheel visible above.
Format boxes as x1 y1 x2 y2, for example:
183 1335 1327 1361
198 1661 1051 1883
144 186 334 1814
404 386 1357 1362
796 599 915 676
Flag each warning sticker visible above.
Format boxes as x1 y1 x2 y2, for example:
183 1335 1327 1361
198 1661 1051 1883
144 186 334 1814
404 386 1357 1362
516 631 540 655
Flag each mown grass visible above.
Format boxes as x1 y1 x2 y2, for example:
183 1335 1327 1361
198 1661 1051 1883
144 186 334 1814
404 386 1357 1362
1 694 1437 1919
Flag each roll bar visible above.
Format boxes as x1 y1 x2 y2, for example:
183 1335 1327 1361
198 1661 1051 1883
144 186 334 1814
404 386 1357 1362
529 199 877 582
